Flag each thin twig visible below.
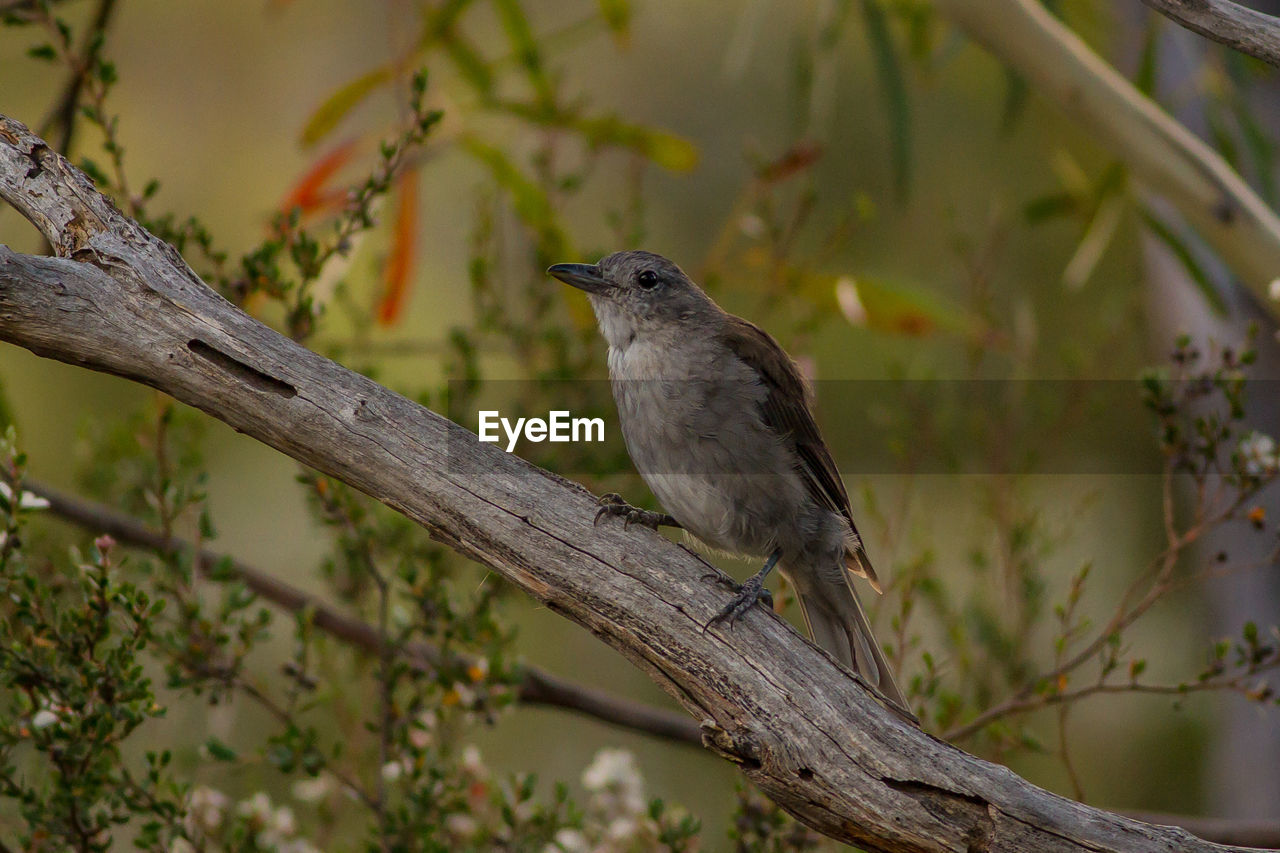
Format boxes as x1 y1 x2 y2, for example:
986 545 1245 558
234 677 379 812
944 465 1274 742
36 0 119 154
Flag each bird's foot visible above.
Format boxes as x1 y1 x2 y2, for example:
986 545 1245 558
705 574 775 630
593 493 679 530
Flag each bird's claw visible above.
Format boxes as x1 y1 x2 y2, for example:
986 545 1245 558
705 575 774 631
593 493 670 530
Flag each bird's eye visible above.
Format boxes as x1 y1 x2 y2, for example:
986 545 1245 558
637 270 660 289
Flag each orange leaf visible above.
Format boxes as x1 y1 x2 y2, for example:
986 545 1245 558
756 141 823 185
377 168 418 326
278 140 359 218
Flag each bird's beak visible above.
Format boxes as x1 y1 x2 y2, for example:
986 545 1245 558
547 263 609 295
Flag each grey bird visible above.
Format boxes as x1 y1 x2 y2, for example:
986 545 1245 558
548 250 914 720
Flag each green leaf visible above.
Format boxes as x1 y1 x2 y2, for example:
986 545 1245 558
597 0 630 38
1135 16 1160 97
204 737 237 761
1023 192 1077 224
573 115 698 171
300 65 393 147
862 0 911 198
1231 91 1277 207
463 138 568 258
445 35 494 94
419 0 475 45
492 0 553 105
1139 208 1227 315
1206 108 1240 174
1062 193 1123 290
1001 68 1029 130
492 101 698 172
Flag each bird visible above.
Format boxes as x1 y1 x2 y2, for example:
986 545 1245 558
548 250 914 720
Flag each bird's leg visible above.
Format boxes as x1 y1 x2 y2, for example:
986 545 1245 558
706 548 780 629
593 493 682 530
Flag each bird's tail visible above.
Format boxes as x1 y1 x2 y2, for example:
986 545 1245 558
787 558 916 724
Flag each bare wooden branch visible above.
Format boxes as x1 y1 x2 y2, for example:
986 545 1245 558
1124 811 1280 849
24 478 702 746
935 0 1280 317
1142 0 1280 67
0 114 1259 851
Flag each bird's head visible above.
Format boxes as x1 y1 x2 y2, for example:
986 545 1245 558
547 250 718 349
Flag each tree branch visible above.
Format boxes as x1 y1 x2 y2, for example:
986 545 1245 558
1141 0 1280 68
935 0 1280 316
0 113 1258 851
1123 812 1280 850
23 478 702 747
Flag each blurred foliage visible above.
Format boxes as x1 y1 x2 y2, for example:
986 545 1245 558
1 0 1280 850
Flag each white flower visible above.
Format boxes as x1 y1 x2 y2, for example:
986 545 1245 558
1239 432 1279 476
460 744 486 778
605 816 641 841
738 214 766 239
187 786 229 833
444 813 478 839
1270 277 1280 302
291 774 334 803
582 748 640 793
254 804 296 852
451 683 477 707
581 749 645 817
0 482 48 511
279 841 322 853
835 277 867 327
544 828 589 853
270 806 296 837
237 791 273 824
31 709 59 729
381 760 404 782
169 838 197 853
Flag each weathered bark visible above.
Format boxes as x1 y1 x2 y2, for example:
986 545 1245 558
0 115 1259 851
1141 0 1280 68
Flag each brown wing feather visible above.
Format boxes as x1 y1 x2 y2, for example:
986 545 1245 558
718 316 881 592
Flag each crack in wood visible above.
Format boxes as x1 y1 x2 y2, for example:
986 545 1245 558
186 339 297 398
882 777 997 851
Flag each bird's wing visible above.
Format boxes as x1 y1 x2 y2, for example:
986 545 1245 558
719 316 881 591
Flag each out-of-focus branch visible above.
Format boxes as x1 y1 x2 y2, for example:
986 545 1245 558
24 478 702 747
37 0 120 154
0 0 68 16
934 0 1280 316
1142 0 1280 68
